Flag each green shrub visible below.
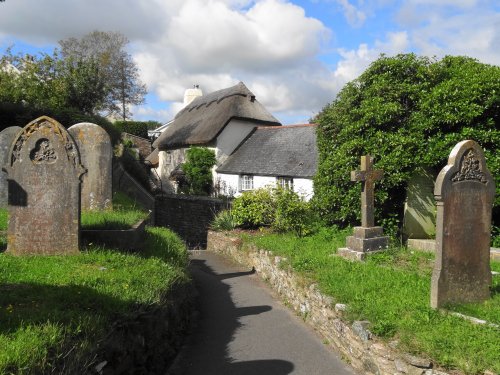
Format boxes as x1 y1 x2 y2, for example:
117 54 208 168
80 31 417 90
313 54 499 235
232 188 275 228
180 147 216 196
0 102 121 145
231 187 314 235
114 120 160 139
210 210 237 231
273 187 313 237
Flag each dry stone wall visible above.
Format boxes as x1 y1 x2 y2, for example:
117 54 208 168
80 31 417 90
207 231 452 375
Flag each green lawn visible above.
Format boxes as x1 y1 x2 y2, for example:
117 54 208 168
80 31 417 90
243 228 500 374
0 193 189 373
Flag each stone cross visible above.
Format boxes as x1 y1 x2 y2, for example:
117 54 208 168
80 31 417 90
351 155 383 227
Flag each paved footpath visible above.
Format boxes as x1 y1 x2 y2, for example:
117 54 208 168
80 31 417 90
168 250 357 375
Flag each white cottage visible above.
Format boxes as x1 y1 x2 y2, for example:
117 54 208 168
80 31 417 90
151 82 281 193
216 124 318 200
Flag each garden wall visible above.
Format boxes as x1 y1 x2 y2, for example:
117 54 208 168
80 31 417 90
155 195 229 248
207 231 451 375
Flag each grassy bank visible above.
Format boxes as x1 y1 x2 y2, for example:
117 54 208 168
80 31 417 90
242 228 500 374
0 226 189 373
0 192 190 373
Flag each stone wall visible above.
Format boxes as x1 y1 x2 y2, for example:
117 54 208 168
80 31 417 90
207 231 451 375
155 195 229 248
121 132 152 160
112 161 155 219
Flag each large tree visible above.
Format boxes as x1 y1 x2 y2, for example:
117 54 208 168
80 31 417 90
313 54 499 235
0 49 107 114
59 31 147 120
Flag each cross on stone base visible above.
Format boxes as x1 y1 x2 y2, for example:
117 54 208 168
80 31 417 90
338 155 389 261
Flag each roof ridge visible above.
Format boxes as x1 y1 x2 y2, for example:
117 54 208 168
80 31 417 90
256 123 317 129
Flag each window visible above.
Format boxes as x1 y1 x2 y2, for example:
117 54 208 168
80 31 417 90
240 175 254 191
165 152 172 164
276 177 293 190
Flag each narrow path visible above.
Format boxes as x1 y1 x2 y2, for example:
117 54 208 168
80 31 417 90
169 250 357 375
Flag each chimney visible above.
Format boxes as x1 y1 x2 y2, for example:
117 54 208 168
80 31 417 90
184 84 203 107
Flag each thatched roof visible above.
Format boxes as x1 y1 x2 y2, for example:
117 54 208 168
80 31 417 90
216 124 318 178
153 82 281 150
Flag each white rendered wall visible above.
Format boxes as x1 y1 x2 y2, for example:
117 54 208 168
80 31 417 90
155 148 187 193
216 173 314 201
215 119 259 165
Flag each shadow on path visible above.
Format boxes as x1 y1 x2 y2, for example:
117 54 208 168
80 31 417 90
168 256 294 375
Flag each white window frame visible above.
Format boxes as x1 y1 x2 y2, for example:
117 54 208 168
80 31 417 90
240 175 254 191
276 176 293 190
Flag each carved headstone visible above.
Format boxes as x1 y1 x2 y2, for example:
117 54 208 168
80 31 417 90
5 116 85 255
338 155 389 261
403 167 436 239
0 126 22 208
69 123 112 210
431 140 495 308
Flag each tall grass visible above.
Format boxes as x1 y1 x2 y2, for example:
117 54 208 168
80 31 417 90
244 229 500 374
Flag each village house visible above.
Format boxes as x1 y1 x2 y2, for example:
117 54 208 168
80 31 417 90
216 124 318 200
148 82 318 199
150 82 281 193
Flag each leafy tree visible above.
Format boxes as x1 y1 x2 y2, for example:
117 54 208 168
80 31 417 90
0 49 107 114
314 54 499 235
180 147 216 195
114 120 161 138
59 31 147 120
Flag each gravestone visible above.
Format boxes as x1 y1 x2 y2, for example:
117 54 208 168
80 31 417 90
338 155 389 261
69 123 112 210
0 126 22 208
403 167 436 239
431 140 495 308
4 116 86 255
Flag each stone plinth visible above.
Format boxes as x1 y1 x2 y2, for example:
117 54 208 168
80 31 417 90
338 226 388 260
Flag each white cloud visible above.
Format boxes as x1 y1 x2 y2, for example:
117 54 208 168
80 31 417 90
337 0 367 27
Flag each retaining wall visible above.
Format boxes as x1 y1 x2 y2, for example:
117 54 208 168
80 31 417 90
155 195 228 248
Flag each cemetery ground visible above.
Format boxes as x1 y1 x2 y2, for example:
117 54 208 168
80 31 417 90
231 227 500 375
0 192 191 374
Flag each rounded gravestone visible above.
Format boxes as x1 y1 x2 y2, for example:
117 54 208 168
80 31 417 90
0 126 22 208
69 123 112 210
431 140 495 308
5 116 86 255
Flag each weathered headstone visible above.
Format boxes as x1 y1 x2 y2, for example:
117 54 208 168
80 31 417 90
338 155 389 261
4 116 86 255
431 140 495 308
0 126 22 208
69 123 112 210
403 167 436 239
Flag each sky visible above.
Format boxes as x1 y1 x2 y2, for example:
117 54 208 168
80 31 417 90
0 0 499 125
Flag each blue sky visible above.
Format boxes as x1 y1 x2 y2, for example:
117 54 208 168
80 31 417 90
0 0 499 125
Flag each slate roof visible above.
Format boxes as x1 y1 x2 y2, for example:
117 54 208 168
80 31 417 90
153 82 281 150
216 124 318 178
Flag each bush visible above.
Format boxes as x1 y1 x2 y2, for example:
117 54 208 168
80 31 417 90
313 54 499 234
231 187 314 236
0 102 121 144
210 210 237 231
180 147 216 196
232 188 275 228
114 120 161 139
273 187 313 236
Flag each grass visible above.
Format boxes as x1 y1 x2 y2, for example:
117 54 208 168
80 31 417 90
0 226 189 374
242 228 500 374
80 191 149 230
0 192 149 232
